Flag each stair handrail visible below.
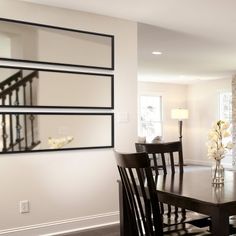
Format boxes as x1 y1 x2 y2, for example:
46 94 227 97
0 71 38 98
0 70 23 89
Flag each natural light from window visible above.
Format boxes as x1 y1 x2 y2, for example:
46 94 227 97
219 91 232 164
139 95 162 142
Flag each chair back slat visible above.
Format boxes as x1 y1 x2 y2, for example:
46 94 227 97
135 141 184 175
118 167 139 235
152 153 159 175
115 152 163 236
169 152 175 174
118 167 143 234
128 168 149 235
160 153 167 174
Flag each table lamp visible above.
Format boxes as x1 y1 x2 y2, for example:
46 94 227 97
171 108 189 142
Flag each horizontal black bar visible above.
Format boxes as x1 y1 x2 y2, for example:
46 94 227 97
0 66 114 109
0 17 114 38
0 112 115 154
0 65 113 77
0 17 115 70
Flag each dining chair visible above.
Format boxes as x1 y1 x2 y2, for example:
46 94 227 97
115 151 211 235
135 141 210 228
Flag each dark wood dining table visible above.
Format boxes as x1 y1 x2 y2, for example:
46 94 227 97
118 169 236 236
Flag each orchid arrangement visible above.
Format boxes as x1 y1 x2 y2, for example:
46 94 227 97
48 136 74 149
207 120 233 161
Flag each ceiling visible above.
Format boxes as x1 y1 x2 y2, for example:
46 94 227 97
22 0 236 83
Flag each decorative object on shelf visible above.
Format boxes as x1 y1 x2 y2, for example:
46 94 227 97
207 120 233 184
48 136 74 149
171 108 189 142
152 136 162 143
137 136 146 143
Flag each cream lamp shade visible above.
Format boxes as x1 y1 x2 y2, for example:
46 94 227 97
171 108 189 120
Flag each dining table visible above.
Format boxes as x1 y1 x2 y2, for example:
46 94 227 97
118 169 236 236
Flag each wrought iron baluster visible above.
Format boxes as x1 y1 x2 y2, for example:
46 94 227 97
1 97 7 152
8 92 14 151
29 114 35 146
29 79 33 106
23 84 28 150
15 87 19 106
14 88 22 150
1 116 8 152
15 113 22 151
28 78 37 148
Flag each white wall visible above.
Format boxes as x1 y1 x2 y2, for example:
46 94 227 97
0 1 137 235
186 78 231 165
138 82 188 142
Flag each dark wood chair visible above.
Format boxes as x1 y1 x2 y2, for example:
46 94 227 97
135 141 210 227
115 151 211 235
135 141 183 175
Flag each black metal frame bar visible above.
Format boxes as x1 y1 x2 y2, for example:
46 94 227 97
0 66 114 109
0 112 114 154
0 17 115 70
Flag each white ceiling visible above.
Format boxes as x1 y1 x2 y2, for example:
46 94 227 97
22 0 236 83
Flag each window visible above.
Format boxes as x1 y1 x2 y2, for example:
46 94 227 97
219 91 232 163
219 92 232 122
139 95 162 142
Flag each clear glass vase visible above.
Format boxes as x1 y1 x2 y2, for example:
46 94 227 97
212 160 224 184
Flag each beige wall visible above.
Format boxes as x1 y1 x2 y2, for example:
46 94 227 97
0 1 137 235
0 33 11 57
0 21 38 60
186 78 231 165
38 29 111 68
39 115 112 148
38 72 112 107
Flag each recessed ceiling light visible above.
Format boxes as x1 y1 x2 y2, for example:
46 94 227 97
152 51 162 55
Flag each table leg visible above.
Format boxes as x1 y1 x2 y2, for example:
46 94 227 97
211 209 229 236
119 182 137 236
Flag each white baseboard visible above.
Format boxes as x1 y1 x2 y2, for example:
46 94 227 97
0 212 119 236
185 159 234 169
185 159 212 166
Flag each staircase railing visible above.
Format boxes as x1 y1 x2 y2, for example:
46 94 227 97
0 70 40 152
0 70 22 91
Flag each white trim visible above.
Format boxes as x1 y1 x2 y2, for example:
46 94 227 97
0 212 119 236
185 159 234 169
43 221 119 236
185 159 212 166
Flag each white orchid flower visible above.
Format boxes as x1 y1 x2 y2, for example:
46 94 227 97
207 120 233 161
